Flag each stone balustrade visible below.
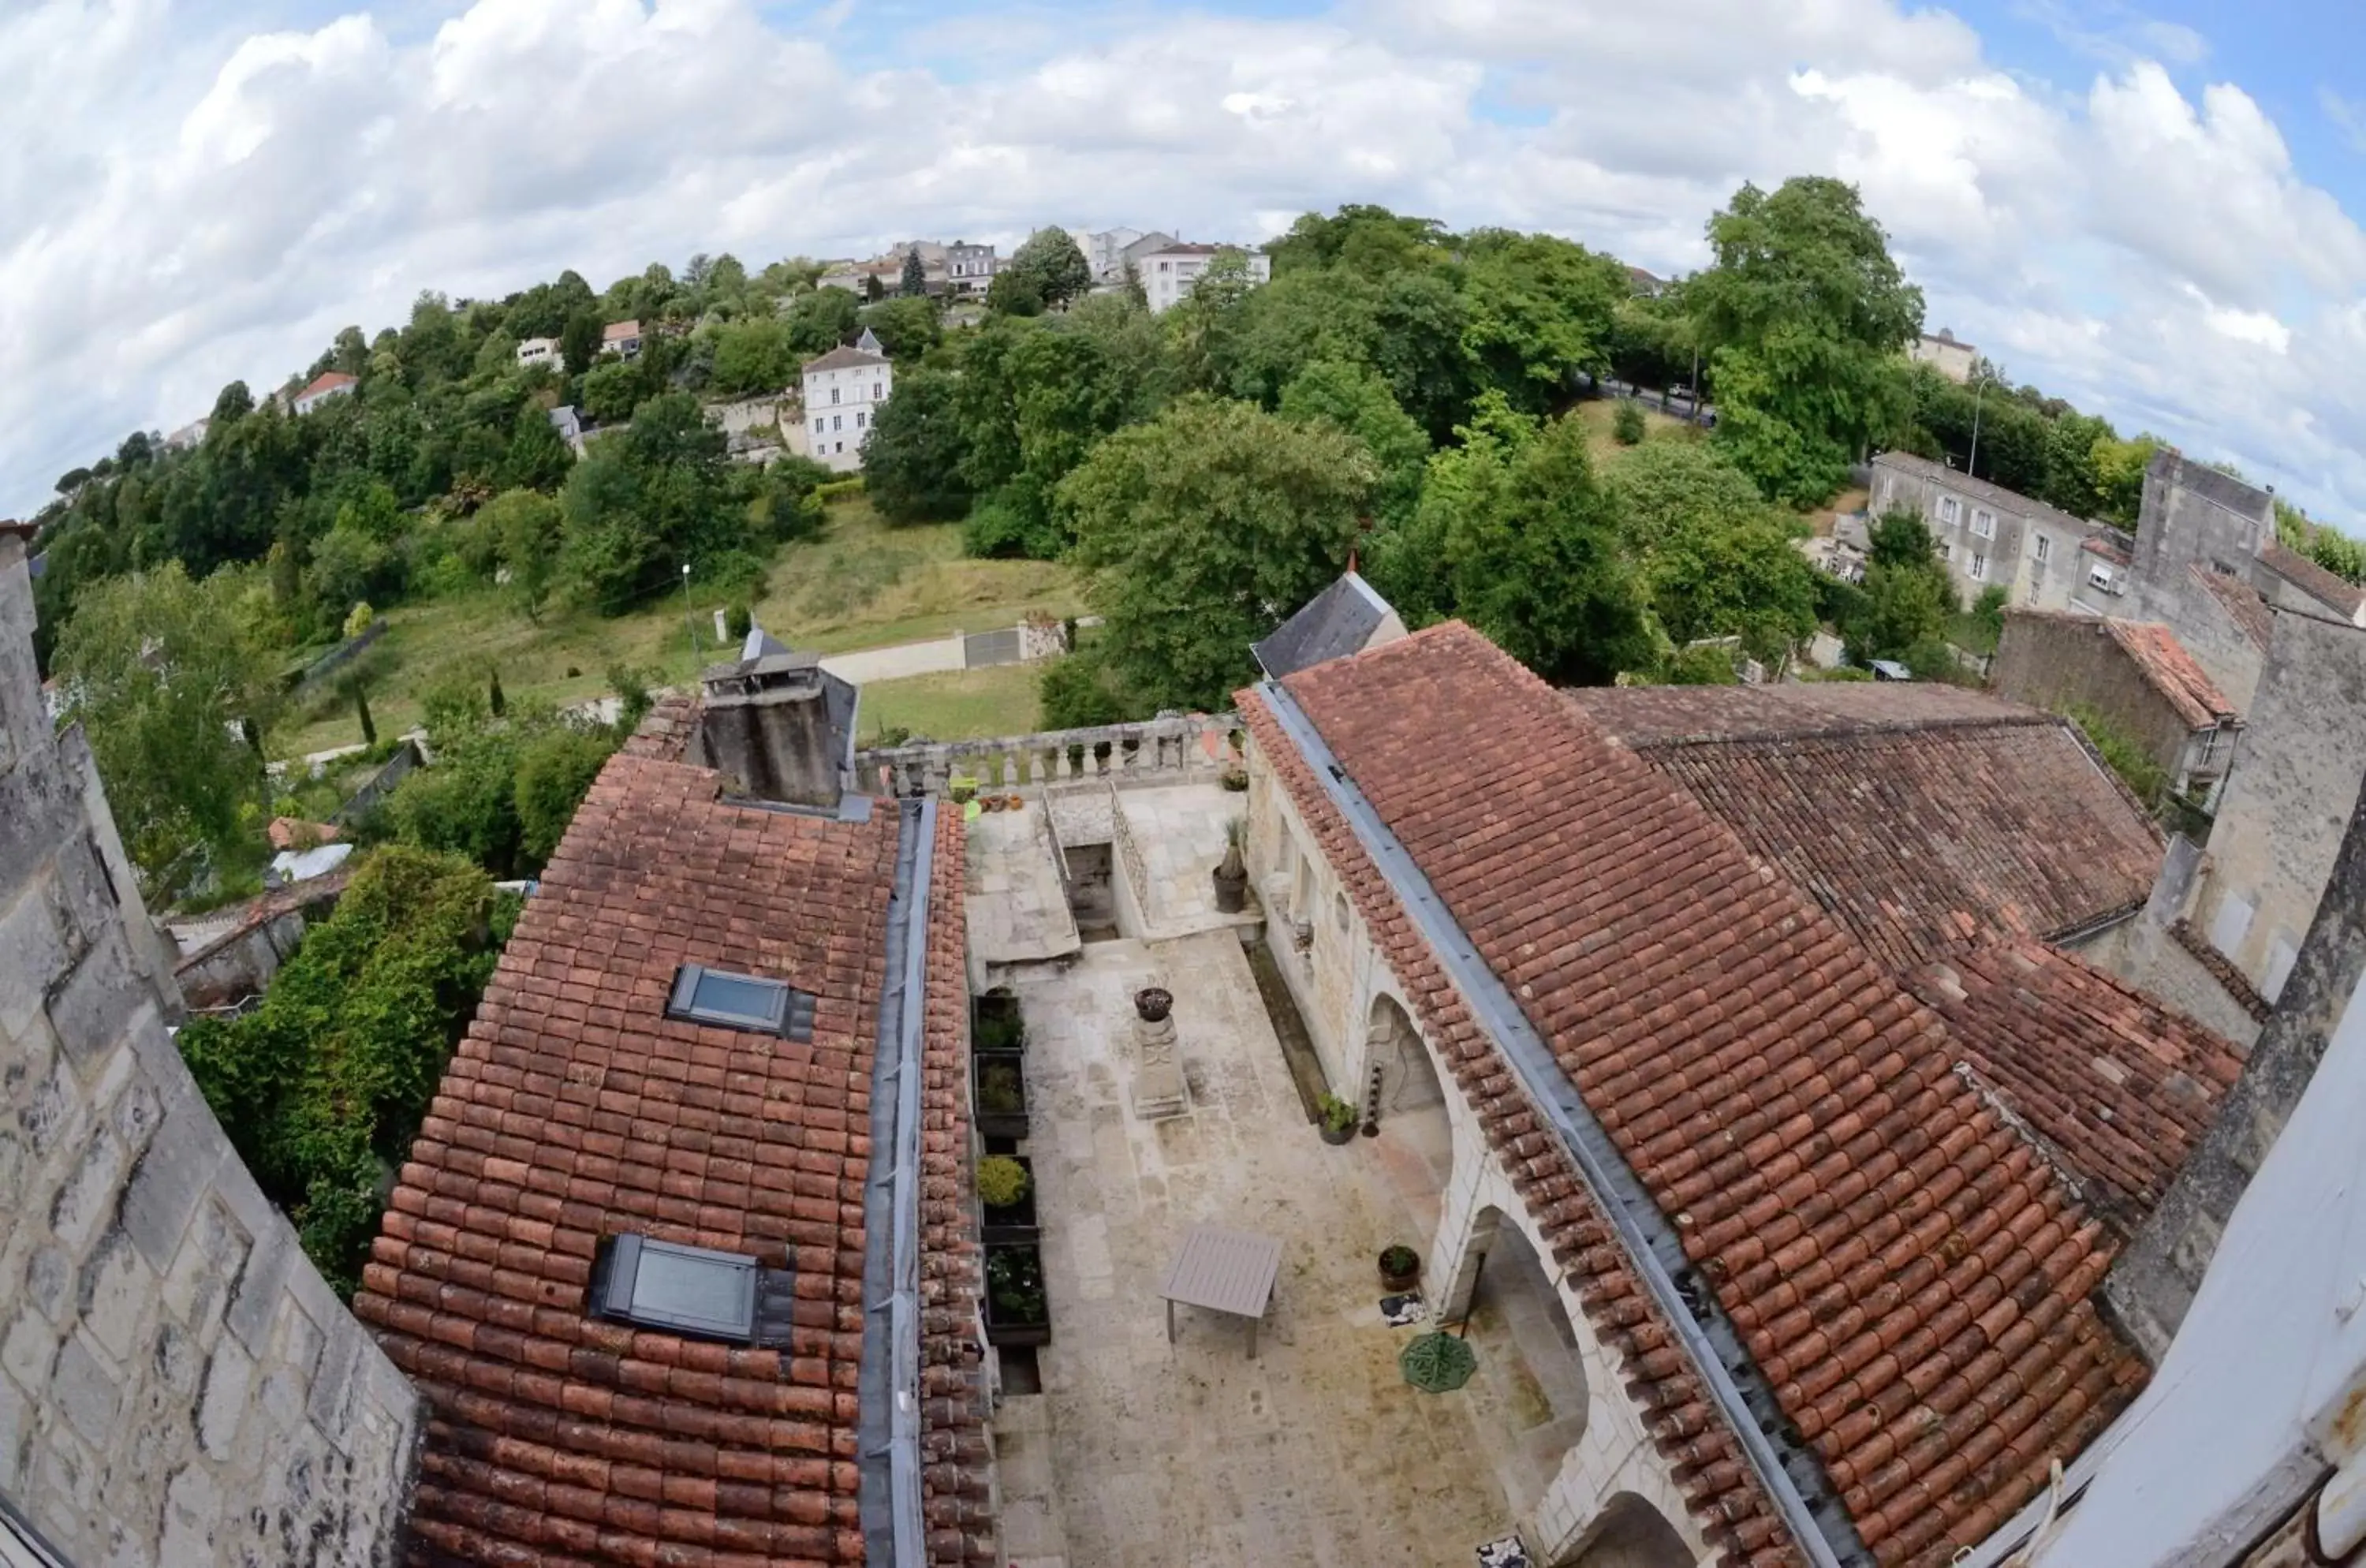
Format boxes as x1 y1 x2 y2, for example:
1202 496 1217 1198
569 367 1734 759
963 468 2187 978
856 713 1239 800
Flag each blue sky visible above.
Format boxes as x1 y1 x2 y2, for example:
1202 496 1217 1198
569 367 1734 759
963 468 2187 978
9 0 2366 520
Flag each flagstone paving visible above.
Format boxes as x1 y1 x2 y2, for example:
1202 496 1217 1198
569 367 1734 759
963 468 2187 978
991 931 1539 1567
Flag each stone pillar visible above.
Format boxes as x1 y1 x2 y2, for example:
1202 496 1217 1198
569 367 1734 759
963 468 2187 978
1129 998 1188 1120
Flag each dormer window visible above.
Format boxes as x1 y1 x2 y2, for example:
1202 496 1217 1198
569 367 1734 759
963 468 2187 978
666 964 815 1039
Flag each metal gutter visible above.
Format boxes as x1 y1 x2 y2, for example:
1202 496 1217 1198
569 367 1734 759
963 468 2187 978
858 796 935 1566
1259 681 1868 1568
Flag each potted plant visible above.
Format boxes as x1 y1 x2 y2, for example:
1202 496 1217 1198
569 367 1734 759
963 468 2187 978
1212 819 1248 914
1317 1092 1358 1145
1219 765 1249 792
974 991 1026 1053
983 1242 1051 1346
974 1055 1029 1141
1133 987 1173 1023
978 1154 1037 1242
948 772 979 805
1379 1244 1421 1294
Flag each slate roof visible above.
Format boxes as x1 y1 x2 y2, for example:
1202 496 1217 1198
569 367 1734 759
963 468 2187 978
1251 572 1396 679
1569 685 2165 971
353 751 987 1566
2099 620 2239 730
1901 940 2244 1237
804 345 890 374
2189 565 2275 651
1248 625 2149 1567
2258 541 2366 620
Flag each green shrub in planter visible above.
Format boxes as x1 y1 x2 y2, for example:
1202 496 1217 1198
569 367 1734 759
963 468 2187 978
977 1155 1031 1210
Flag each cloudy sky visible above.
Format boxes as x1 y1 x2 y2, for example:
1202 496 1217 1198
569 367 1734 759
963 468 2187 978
8 0 2366 523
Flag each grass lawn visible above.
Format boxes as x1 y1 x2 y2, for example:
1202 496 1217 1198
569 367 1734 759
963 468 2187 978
1574 396 1701 464
856 663 1045 746
271 498 1085 758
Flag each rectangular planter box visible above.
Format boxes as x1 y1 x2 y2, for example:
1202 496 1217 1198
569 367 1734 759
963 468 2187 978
983 1241 1051 1346
980 1154 1038 1245
973 1048 1030 1141
973 991 1026 1054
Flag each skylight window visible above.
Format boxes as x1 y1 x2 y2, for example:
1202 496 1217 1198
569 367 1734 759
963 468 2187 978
590 1234 759 1340
666 964 815 1039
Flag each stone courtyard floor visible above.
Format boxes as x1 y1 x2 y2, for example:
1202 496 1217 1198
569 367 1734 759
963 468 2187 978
992 931 1531 1567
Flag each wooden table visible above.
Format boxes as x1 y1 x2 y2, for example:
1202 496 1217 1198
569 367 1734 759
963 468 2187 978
1159 1225 1283 1358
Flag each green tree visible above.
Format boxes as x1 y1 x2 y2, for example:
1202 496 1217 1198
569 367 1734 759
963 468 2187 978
859 296 941 360
784 287 861 356
1642 506 1819 665
558 392 744 613
1606 439 1770 549
513 726 618 865
1844 517 1954 664
577 360 643 424
1060 397 1373 711
1006 228 1094 310
504 400 575 491
1276 359 1429 524
1688 177 1924 506
561 308 603 376
900 245 927 298
985 269 1045 318
1432 407 1653 685
53 563 278 897
479 488 565 619
1458 229 1628 413
175 846 500 1293
2091 433 2161 525
863 364 973 523
1612 401 1647 445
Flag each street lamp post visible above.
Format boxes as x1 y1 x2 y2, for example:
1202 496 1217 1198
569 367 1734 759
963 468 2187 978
681 562 695 670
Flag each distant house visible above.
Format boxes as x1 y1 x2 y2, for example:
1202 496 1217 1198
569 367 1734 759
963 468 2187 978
547 405 588 457
1910 327 1979 383
1624 264 1667 297
1868 450 2103 610
800 342 893 473
1073 226 1145 284
162 417 208 451
292 371 357 416
515 336 562 370
600 320 642 360
1993 611 2245 801
1134 241 1271 313
945 241 998 297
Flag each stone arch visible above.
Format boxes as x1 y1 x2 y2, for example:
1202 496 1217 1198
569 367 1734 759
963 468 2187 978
1364 990 1453 1240
1454 1208 1593 1522
1548 1492 1695 1568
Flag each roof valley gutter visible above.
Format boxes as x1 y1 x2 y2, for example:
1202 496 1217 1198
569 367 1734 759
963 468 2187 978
1257 681 1868 1568
860 796 935 1566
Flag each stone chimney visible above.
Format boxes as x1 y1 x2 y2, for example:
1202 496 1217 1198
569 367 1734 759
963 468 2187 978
696 628 856 812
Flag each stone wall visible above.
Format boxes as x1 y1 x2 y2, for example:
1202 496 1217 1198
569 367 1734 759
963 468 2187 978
2186 611 2366 1000
0 538 419 1565
2133 571 2269 714
2105 767 2366 1363
2132 449 2272 591
1992 613 2194 781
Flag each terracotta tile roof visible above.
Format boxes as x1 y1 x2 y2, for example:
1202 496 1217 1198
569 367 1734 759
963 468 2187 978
2099 621 2238 730
1571 685 2164 972
2081 534 2131 566
2259 540 2366 619
621 690 699 762
297 370 357 400
2188 565 2275 651
1253 625 2149 1567
1901 940 2243 1236
1568 683 2031 749
918 805 992 1566
354 752 966 1566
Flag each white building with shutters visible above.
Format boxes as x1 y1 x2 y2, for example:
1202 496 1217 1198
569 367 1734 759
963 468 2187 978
800 334 893 473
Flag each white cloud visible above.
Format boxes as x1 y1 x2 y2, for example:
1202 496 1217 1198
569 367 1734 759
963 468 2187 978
9 0 2366 523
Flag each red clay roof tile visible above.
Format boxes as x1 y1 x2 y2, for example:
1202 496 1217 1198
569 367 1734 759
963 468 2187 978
1251 625 2151 1567
2096 621 2239 730
356 752 983 1566
1569 685 2163 970
2188 565 2275 652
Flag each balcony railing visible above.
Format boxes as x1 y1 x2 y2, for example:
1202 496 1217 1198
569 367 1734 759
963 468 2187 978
855 714 1237 800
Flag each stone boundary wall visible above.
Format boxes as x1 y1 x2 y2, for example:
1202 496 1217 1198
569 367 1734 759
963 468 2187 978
0 538 419 1566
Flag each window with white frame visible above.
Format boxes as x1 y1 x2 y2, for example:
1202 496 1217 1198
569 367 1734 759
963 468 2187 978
830 387 841 405
1941 496 1961 525
1972 509 1995 539
1970 551 1987 581
2090 565 2115 589
2034 534 2051 562
855 411 865 428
